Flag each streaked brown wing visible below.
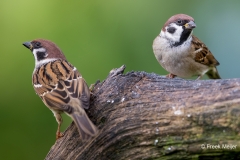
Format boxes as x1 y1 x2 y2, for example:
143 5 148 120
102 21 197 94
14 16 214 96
32 60 90 112
192 35 220 67
63 69 90 109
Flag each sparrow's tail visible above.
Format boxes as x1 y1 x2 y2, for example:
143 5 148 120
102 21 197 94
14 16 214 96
71 111 98 141
206 67 221 79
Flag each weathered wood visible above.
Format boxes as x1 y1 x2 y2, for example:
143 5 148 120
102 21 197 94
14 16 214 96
46 65 240 160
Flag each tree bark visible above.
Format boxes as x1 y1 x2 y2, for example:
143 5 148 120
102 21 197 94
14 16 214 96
45 65 240 160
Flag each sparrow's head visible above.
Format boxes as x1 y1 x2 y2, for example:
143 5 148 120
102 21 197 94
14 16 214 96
160 14 196 46
23 39 66 68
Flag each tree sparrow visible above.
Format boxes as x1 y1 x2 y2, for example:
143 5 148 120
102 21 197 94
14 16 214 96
23 39 98 140
153 14 221 79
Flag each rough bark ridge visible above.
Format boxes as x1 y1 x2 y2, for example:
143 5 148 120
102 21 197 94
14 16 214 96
46 65 240 160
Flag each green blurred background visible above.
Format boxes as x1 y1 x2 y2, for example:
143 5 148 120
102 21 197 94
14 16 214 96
1 0 240 159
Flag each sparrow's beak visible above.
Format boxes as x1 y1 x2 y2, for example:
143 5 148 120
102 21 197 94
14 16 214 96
184 21 196 29
23 41 33 50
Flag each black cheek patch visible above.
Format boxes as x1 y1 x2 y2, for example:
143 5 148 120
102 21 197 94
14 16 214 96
167 27 176 34
37 52 47 61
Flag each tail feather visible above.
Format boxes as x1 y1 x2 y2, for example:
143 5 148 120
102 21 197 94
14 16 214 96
71 112 98 141
207 67 221 79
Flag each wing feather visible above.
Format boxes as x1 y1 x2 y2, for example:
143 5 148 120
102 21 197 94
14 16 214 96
192 35 220 67
32 60 90 112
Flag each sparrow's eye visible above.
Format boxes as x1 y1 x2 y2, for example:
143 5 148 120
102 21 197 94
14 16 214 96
35 42 41 47
177 19 182 24
34 42 41 48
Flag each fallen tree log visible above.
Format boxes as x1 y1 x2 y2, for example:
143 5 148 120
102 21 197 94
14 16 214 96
46 65 240 160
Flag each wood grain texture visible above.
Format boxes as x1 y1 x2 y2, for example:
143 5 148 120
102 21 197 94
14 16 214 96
46 65 240 160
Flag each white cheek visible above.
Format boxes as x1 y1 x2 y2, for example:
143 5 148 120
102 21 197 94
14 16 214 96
157 31 192 56
32 48 56 68
32 48 46 62
161 23 183 43
32 48 46 55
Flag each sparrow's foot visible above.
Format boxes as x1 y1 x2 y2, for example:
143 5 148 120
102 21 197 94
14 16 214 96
56 131 64 139
166 73 176 79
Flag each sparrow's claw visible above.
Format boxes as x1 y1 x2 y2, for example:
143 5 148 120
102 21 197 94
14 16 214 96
166 73 176 79
56 124 64 139
56 131 64 139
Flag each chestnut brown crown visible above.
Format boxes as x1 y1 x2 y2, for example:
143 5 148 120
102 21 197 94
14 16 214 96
23 39 67 61
162 14 195 31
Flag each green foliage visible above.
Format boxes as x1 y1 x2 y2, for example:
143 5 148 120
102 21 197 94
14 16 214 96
0 0 240 159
